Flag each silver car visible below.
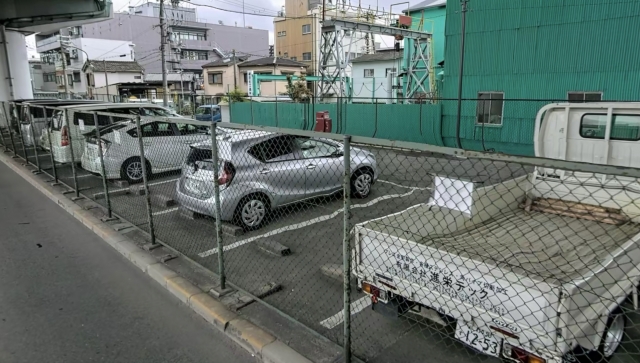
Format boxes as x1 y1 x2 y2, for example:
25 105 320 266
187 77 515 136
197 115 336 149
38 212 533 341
175 131 377 230
80 119 211 183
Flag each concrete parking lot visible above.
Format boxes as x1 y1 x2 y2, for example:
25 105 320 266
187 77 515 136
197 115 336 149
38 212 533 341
3 128 638 363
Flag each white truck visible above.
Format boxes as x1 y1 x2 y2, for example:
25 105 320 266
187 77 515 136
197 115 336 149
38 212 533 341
353 103 640 363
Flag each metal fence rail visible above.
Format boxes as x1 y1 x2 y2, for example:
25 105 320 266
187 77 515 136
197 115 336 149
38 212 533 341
2 100 639 363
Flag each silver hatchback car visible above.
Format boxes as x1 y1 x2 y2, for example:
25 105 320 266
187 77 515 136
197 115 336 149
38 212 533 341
175 131 377 230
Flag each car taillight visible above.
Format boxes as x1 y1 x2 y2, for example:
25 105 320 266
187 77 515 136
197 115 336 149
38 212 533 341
502 343 545 363
219 162 235 186
61 125 69 146
361 282 382 301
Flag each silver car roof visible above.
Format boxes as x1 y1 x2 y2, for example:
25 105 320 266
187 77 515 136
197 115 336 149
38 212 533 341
54 103 171 110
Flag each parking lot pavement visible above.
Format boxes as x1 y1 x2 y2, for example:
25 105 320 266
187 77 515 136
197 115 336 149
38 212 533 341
5 137 532 362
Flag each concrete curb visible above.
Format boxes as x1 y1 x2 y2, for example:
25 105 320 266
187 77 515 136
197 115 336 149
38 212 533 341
0 154 314 363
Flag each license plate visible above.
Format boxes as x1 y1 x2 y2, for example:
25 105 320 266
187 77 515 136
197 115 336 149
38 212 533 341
454 321 501 357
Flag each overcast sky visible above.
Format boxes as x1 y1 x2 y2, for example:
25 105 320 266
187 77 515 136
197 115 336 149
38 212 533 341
27 0 415 57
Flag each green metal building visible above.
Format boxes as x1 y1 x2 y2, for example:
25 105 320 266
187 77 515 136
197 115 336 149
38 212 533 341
441 0 640 155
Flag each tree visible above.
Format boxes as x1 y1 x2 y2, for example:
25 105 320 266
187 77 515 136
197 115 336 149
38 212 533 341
222 87 247 103
286 75 312 103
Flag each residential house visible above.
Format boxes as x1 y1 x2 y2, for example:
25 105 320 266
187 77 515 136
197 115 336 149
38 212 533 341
351 49 403 102
82 60 144 99
441 0 640 155
202 57 308 99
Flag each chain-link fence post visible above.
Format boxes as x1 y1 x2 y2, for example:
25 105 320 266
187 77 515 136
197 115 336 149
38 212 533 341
342 134 352 363
94 112 115 220
5 102 18 157
28 106 43 174
210 121 226 290
63 109 82 200
135 115 157 245
45 107 60 185
16 103 29 162
0 101 9 152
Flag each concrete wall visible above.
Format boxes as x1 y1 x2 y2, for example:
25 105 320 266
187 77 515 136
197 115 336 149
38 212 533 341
351 59 401 101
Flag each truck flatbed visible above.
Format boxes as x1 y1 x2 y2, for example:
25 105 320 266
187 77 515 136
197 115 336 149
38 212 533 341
361 204 640 284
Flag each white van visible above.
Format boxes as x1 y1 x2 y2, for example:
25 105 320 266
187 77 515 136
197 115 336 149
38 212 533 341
46 103 181 163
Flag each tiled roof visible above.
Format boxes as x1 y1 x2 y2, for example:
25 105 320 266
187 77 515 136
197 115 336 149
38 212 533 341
238 57 308 68
84 60 144 73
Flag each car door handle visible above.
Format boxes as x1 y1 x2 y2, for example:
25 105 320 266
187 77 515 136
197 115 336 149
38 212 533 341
306 164 316 170
259 168 271 174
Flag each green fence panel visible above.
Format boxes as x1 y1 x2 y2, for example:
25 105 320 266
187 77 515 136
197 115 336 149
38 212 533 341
343 104 377 137
229 102 253 125
376 104 424 143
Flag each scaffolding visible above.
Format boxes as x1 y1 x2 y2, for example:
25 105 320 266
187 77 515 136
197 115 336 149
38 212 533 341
318 18 432 101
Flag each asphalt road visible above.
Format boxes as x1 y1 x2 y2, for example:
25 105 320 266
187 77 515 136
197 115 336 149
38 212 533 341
0 161 253 363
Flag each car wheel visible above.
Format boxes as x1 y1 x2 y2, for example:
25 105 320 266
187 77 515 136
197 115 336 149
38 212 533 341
234 194 269 231
563 307 625 363
351 168 374 199
120 157 149 184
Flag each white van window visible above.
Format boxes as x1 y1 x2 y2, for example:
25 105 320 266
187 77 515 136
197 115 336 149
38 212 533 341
580 114 640 141
611 115 640 141
580 114 607 139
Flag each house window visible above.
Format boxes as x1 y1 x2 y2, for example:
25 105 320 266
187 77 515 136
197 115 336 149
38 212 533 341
173 30 206 41
134 75 142 79
385 68 396 77
43 73 56 83
302 52 311 61
283 52 288 58
364 69 374 78
476 92 504 125
73 72 81 82
302 24 311 34
181 50 208 60
207 73 222 84
67 74 74 85
243 73 248 83
568 92 602 103
290 56 297 61
277 31 287 37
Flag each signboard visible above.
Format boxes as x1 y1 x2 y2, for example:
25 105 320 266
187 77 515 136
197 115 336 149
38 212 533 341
246 70 254 96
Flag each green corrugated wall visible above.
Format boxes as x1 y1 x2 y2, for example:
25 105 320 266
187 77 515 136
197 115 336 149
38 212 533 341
230 102 443 146
442 0 640 155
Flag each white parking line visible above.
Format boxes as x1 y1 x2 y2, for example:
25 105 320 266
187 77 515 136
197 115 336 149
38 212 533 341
378 179 431 191
76 174 97 178
319 296 372 329
149 178 179 186
92 187 128 197
198 189 417 258
153 207 179 216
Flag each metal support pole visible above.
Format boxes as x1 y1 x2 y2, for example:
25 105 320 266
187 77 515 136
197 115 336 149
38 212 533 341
104 59 110 102
135 115 157 245
94 113 115 220
45 107 59 185
342 134 352 363
455 0 469 150
64 110 82 199
0 102 9 151
211 122 226 290
29 106 43 173
1 25 15 100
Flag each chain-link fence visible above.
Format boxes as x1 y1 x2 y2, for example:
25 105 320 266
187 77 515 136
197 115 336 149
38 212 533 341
2 99 639 363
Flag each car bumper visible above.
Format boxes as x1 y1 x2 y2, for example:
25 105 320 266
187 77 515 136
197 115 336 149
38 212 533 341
175 181 236 221
80 154 121 180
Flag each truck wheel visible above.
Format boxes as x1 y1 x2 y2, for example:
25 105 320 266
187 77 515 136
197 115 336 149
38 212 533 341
564 307 625 363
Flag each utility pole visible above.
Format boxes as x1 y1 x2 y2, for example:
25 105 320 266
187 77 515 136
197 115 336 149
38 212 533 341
160 0 169 107
103 59 110 102
232 49 237 90
60 51 70 99
242 0 246 27
455 0 469 149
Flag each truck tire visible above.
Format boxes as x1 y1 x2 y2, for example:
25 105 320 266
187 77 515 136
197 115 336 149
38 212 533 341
563 307 625 363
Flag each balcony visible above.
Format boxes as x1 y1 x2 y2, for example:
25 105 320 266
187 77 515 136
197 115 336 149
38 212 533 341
36 35 61 53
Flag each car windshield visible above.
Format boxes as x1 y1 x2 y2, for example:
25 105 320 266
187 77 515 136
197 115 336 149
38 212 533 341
196 107 211 115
